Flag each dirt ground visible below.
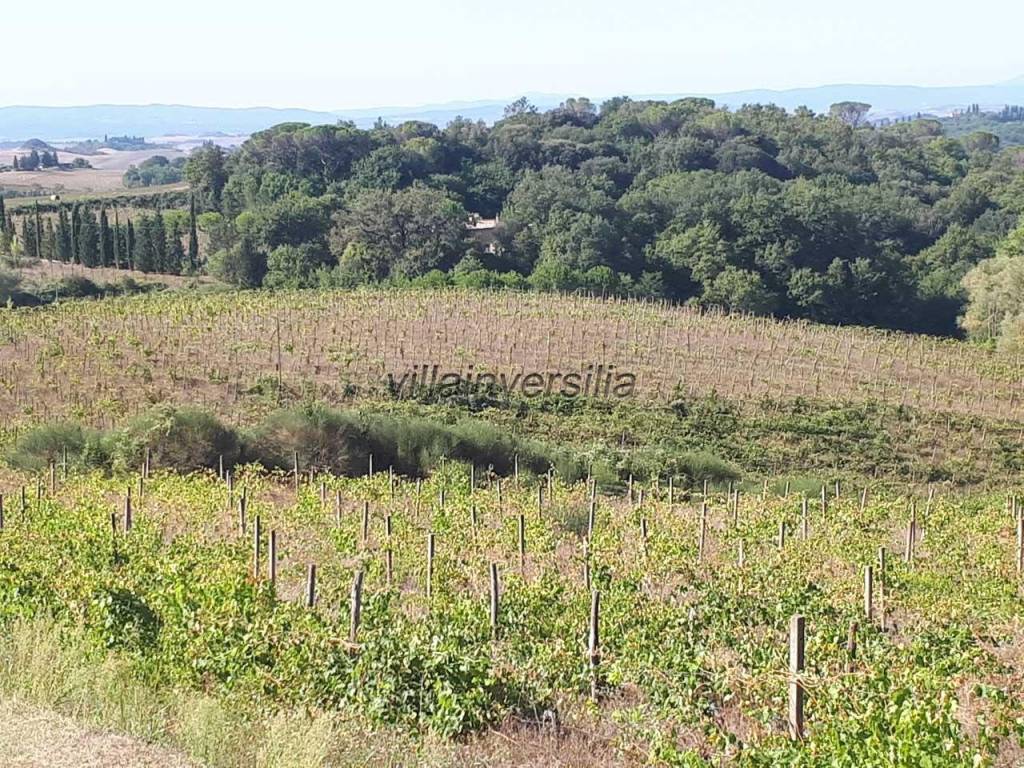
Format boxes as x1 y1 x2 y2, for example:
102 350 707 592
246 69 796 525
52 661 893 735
0 698 194 768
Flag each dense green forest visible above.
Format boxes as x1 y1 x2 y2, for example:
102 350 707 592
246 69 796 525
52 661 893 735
179 97 1024 336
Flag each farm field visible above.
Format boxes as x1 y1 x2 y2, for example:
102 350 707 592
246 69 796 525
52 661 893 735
0 466 1022 766
1 288 1022 430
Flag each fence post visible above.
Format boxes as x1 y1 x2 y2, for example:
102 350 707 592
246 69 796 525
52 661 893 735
305 563 316 608
788 614 806 741
489 563 500 641
269 530 278 589
426 532 435 601
588 589 601 701
877 546 886 631
252 515 261 580
349 570 365 644
864 565 873 621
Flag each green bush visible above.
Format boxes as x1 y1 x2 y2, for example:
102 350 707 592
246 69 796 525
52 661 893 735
8 422 109 472
111 405 243 473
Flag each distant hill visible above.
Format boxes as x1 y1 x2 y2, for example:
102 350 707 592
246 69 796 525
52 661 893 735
2 78 1024 141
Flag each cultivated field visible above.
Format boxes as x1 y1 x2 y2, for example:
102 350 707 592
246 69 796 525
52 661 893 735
0 289 1021 430
0 466 1021 766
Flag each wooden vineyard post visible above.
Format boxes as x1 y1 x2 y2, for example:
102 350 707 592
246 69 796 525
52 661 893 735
847 622 858 671
0 493 4 531
335 490 342 528
820 485 827 516
627 474 633 505
588 589 601 701
1017 513 1023 575
905 516 916 563
518 514 526 573
385 513 394 588
513 454 519 486
877 547 887 631
737 539 745 568
788 614 806 741
640 517 649 558
778 520 786 550
537 484 543 516
389 467 395 500
863 565 873 621
667 476 674 508
361 501 370 547
349 570 365 644
124 488 133 533
732 489 740 527
489 562 500 641
859 486 868 514
469 464 475 496
293 451 299 495
470 504 478 531
305 563 317 607
368 453 374 478
238 488 247 537
269 530 278 589
698 501 708 563
426 532 435 601
252 515 261 581
583 538 592 591
801 496 809 540
587 499 596 540
62 445 68 481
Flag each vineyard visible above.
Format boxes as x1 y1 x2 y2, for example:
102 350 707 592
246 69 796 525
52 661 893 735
1 288 1023 431
1 463 1023 766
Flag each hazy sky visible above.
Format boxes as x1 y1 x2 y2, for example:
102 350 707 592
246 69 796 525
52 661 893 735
7 0 1023 110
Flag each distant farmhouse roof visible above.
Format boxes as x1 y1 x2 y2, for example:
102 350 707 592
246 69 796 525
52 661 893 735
466 215 501 253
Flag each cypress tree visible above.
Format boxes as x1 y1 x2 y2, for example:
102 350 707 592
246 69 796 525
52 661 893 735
153 211 166 272
71 203 80 263
127 219 136 269
43 219 56 259
12 156 18 171
188 193 199 272
99 207 113 267
56 207 72 262
134 215 156 272
33 204 42 261
112 207 122 269
0 195 5 233
167 231 185 275
77 209 99 267
21 217 37 258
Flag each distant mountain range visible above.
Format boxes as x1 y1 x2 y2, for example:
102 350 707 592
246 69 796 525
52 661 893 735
2 77 1024 142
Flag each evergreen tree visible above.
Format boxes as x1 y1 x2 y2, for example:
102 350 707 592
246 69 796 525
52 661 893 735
187 193 199 271
167 231 186 275
134 214 157 272
127 219 136 269
153 211 166 272
0 195 5 233
112 207 122 269
99 207 113 267
70 204 81 263
12 156 19 171
33 204 42 260
56 207 72 262
43 219 56 260
52 151 59 166
21 217 37 258
77 209 99 266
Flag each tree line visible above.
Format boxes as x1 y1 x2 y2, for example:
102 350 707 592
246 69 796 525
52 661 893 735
0 195 200 275
10 149 60 171
178 96 1024 336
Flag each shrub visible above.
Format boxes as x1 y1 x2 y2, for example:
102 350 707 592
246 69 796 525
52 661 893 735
8 422 109 472
111 405 242 473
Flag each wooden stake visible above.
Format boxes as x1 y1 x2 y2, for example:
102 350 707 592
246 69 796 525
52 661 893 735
426 532 435 601
489 562 500 640
864 565 873 621
269 530 278 589
877 547 886 631
349 570 365 644
847 622 858 671
252 515 261 580
305 563 317 607
788 614 806 741
588 589 601 701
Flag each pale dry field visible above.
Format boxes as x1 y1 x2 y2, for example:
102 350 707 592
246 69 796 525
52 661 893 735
0 146 189 197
